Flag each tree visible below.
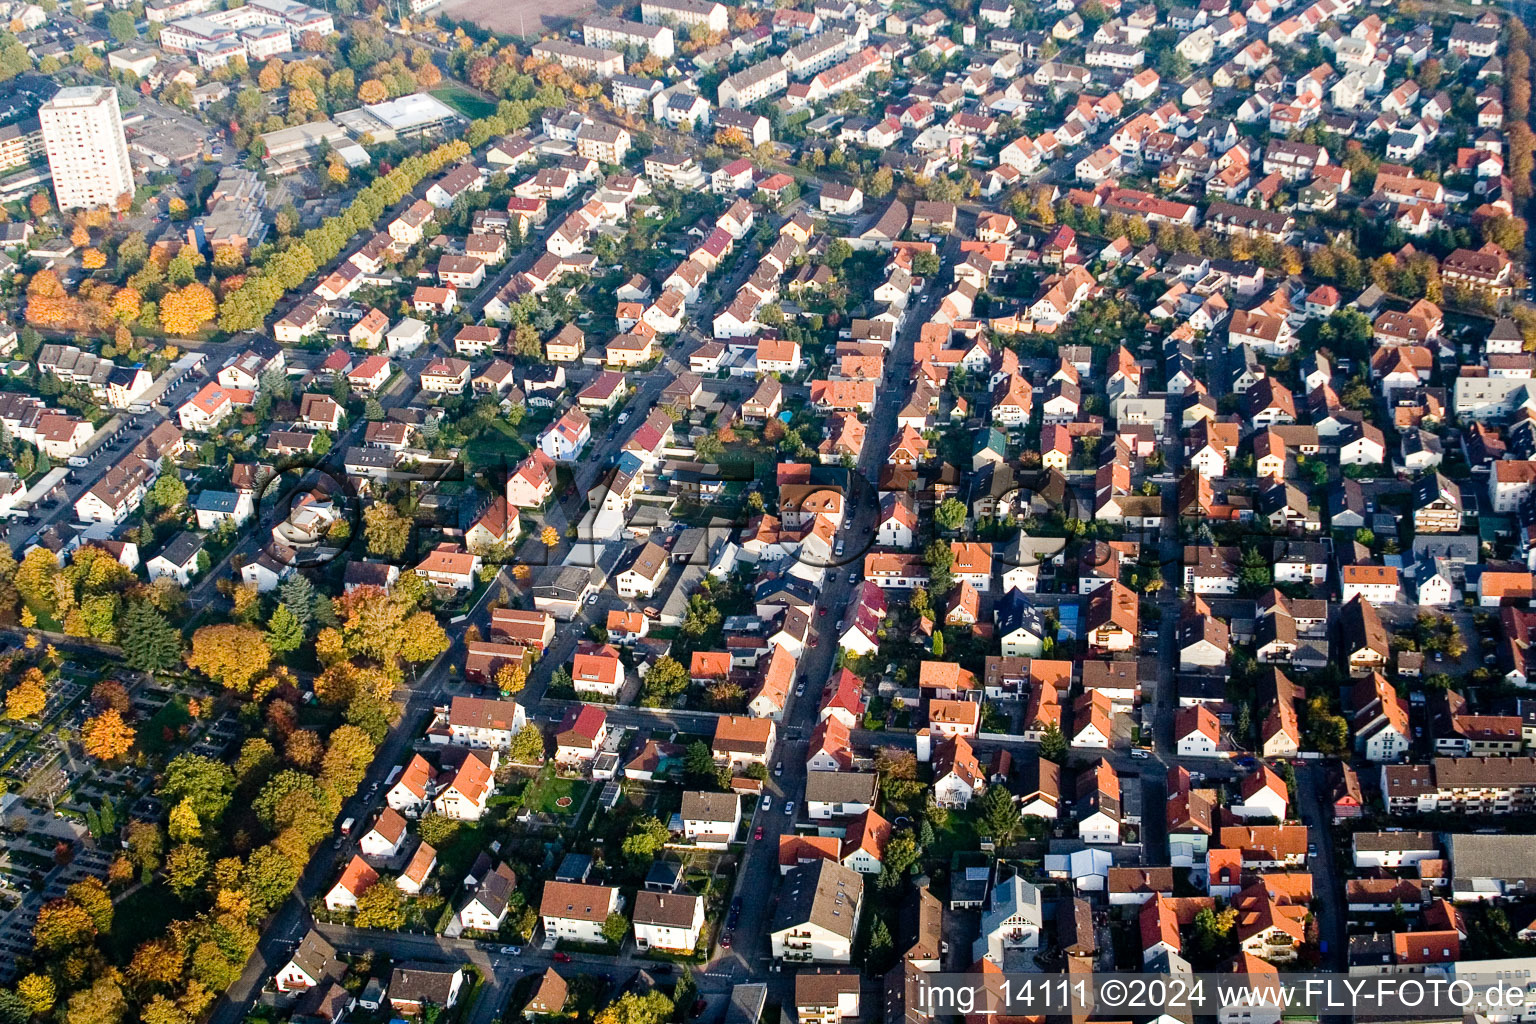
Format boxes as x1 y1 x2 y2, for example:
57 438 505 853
148 467 187 513
509 723 543 763
164 843 209 898
265 603 304 655
5 669 46 719
418 813 460 848
120 602 183 673
594 992 673 1024
82 709 135 761
358 78 388 103
1188 905 1238 961
594 992 672 1024
106 9 137 41
1237 547 1272 593
924 539 955 596
91 680 130 715
139 997 193 1024
399 611 449 664
934 498 967 532
1305 696 1349 755
494 662 527 696
235 736 278 791
354 879 405 928
128 937 185 990
319 725 376 796
277 575 318 636
684 740 719 785
541 525 558 548
186 623 270 692
620 815 669 864
930 631 945 658
883 832 920 876
125 820 164 872
979 785 1022 844
166 800 201 844
161 754 236 825
285 729 322 769
640 655 689 708
158 283 217 335
1038 724 1068 762
15 974 55 1016
602 911 628 946
32 897 96 952
65 977 128 1024
364 503 410 560
241 845 299 917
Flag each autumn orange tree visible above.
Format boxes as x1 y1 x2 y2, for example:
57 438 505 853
25 268 75 328
159 283 217 335
81 708 135 761
81 247 107 270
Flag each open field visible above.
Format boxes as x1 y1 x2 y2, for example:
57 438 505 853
439 0 598 36
430 85 498 119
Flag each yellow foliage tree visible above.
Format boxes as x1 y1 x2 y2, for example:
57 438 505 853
186 623 271 692
81 247 106 269
358 78 388 103
159 282 217 335
212 246 244 272
5 667 46 719
541 526 558 548
15 973 54 1016
111 286 141 321
70 224 90 247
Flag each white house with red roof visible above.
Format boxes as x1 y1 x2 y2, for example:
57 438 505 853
359 807 410 858
572 642 625 698
177 382 253 433
387 754 434 816
555 705 609 766
539 408 592 462
433 751 496 821
466 496 520 554
838 582 887 656
348 355 394 393
506 450 556 509
819 669 867 729
1174 705 1222 757
325 855 379 911
414 543 481 592
1232 765 1289 820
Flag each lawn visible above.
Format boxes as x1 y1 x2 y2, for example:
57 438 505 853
431 86 497 120
525 772 588 815
463 418 531 474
